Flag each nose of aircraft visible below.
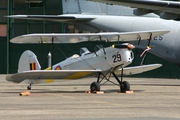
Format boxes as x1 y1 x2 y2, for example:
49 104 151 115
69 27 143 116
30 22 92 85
112 43 153 52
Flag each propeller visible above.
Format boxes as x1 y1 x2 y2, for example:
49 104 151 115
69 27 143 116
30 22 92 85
112 43 154 57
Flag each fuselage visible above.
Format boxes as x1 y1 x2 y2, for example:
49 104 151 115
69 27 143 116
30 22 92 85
72 14 180 66
51 46 134 72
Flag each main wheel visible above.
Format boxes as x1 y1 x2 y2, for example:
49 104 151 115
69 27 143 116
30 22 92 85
90 82 100 92
121 81 130 92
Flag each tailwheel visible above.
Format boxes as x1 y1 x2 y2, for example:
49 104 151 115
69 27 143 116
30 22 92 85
121 81 130 92
90 82 100 92
27 86 31 90
27 83 32 90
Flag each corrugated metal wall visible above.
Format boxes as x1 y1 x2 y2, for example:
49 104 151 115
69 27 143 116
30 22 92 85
7 0 64 73
0 0 7 74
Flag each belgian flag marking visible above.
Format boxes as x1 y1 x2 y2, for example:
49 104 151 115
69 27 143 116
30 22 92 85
30 63 36 70
55 66 61 70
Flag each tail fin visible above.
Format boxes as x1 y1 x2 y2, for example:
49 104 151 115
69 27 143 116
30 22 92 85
62 0 106 14
18 50 41 73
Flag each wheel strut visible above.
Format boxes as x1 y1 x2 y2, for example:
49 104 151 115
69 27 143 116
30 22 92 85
112 69 130 92
27 83 32 90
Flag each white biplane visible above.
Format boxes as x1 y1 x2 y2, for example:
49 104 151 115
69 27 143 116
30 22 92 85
6 30 169 92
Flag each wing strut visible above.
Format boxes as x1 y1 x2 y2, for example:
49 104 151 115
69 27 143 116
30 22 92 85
117 35 120 44
140 33 152 65
50 36 55 70
39 37 43 68
99 35 106 55
132 34 142 66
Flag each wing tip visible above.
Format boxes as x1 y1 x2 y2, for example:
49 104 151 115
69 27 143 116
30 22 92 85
6 74 23 83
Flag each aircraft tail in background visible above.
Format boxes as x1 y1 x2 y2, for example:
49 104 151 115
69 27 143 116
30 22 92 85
18 50 41 73
61 0 136 16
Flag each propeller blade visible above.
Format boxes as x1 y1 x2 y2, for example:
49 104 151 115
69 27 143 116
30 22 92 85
112 43 154 50
140 46 154 57
112 43 154 57
135 45 154 50
112 44 135 50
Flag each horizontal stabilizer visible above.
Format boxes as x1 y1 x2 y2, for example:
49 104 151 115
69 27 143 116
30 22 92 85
115 64 162 76
6 70 101 83
10 30 169 44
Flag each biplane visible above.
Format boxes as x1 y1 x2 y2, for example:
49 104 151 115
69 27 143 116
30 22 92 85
6 30 169 92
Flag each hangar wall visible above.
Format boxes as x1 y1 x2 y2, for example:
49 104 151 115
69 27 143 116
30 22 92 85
1 0 180 78
6 0 65 73
0 0 7 74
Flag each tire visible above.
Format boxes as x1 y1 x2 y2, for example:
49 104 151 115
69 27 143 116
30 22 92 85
27 86 31 90
90 82 100 92
121 81 130 92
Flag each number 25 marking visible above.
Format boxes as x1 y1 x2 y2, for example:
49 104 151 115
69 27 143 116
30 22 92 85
112 54 121 63
154 36 163 41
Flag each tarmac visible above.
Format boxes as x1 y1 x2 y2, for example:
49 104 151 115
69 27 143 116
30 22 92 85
0 74 180 120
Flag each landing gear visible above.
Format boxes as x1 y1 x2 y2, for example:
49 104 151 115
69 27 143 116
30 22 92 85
27 83 32 90
91 67 130 93
112 68 130 92
90 82 100 92
27 86 31 90
121 81 130 92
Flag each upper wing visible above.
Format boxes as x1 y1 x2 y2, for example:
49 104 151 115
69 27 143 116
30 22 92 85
6 70 101 83
88 0 180 20
115 64 162 76
10 30 169 44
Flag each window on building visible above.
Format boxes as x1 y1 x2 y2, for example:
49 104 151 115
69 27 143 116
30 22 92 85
0 24 7 37
27 0 43 8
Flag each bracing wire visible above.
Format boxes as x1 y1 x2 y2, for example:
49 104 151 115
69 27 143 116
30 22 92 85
55 37 96 70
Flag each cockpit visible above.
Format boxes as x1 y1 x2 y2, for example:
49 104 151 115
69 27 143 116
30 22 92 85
80 47 91 56
80 45 105 57
94 45 105 55
71 46 105 59
70 47 91 59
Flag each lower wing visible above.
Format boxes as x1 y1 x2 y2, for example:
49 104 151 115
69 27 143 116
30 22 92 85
6 64 162 83
115 64 162 76
6 70 101 83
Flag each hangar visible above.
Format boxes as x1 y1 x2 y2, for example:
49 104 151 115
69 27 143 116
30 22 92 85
0 0 180 78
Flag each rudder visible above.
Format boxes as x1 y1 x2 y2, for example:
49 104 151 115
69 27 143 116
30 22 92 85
18 50 41 73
